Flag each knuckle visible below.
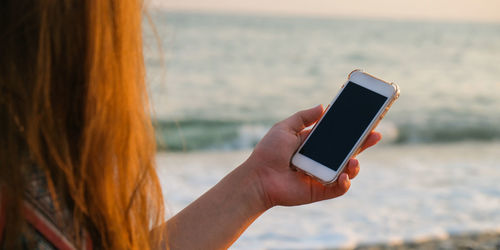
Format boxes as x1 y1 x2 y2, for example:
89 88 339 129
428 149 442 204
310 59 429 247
271 122 283 130
293 111 304 120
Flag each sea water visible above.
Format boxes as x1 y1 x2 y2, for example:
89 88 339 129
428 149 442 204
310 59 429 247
145 11 500 249
145 12 500 151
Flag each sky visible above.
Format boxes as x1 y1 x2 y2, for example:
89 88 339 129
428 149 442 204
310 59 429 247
150 0 500 23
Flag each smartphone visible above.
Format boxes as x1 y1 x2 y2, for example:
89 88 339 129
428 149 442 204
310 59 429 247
291 70 400 184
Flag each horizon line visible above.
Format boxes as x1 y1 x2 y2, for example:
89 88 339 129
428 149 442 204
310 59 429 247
147 8 500 25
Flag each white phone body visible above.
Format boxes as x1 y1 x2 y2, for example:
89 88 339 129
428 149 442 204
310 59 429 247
291 70 400 184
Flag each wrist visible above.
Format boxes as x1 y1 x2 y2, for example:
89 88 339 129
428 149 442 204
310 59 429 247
238 159 274 211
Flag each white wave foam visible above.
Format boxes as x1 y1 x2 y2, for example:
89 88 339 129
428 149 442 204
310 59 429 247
157 142 500 249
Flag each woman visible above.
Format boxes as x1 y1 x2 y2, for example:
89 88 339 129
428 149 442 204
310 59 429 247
0 0 381 249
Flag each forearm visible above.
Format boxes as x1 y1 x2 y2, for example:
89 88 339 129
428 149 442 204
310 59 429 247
162 162 268 249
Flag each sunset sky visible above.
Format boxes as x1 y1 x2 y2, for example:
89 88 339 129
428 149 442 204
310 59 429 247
151 0 500 23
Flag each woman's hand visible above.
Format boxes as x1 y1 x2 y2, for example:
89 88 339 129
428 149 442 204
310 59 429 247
244 105 382 209
163 105 382 249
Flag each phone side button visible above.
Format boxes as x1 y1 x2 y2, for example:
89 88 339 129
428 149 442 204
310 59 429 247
379 108 389 119
373 117 384 129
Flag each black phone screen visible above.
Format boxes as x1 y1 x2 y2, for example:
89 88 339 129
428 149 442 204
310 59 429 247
299 81 388 171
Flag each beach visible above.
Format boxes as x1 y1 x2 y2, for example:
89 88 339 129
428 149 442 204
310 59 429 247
341 231 500 250
147 11 500 249
156 142 500 249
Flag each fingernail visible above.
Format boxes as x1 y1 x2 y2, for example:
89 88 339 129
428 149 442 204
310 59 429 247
342 173 349 180
350 159 359 167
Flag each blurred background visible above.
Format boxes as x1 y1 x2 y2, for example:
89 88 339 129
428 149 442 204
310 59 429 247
144 1 500 249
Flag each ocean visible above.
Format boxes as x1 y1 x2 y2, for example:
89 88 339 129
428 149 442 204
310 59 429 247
144 11 500 249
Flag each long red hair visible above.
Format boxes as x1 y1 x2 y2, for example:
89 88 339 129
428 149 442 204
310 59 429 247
0 0 164 249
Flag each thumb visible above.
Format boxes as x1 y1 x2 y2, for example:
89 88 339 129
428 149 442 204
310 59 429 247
280 104 324 133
